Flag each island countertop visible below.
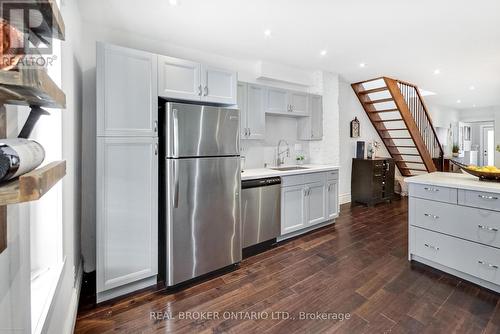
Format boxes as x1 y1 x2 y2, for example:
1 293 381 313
241 165 339 181
405 172 500 193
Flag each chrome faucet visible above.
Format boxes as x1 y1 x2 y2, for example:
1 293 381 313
276 139 290 166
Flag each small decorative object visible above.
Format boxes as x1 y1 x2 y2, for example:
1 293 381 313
356 141 365 159
367 142 374 159
452 144 460 157
296 155 305 165
496 145 500 153
350 117 360 138
372 140 381 158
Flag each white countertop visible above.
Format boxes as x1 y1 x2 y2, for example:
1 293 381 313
405 172 500 193
241 164 340 181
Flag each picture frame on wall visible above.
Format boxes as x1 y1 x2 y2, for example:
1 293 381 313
350 117 360 138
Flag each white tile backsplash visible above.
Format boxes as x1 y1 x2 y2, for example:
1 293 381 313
241 115 310 169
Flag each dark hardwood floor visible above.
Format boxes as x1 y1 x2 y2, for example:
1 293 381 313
75 198 500 333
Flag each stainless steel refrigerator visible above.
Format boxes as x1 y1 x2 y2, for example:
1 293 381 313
163 102 241 287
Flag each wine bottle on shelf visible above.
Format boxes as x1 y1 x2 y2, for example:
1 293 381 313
0 138 45 182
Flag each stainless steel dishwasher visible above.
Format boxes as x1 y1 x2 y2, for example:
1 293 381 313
241 177 281 248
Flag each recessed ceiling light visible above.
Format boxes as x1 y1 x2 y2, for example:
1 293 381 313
320 50 327 56
264 29 272 38
472 104 477 108
359 63 366 68
456 99 462 104
469 85 475 90
433 69 441 75
169 0 179 6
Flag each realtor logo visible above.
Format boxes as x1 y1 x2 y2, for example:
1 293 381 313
1 0 54 55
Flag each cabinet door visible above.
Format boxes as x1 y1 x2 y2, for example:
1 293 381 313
237 82 248 139
281 185 306 235
265 87 289 114
327 180 339 219
158 55 202 101
96 137 158 293
201 65 237 105
310 95 323 139
297 94 323 140
305 182 327 225
289 92 309 115
97 43 158 137
246 84 266 140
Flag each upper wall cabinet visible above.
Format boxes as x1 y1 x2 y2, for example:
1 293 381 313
265 87 309 117
97 43 158 137
239 82 265 140
157 56 202 101
298 95 323 141
158 56 237 105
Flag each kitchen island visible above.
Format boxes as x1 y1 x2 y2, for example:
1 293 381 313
406 172 500 293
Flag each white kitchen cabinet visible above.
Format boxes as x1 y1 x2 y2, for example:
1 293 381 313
237 82 248 139
158 56 237 105
305 182 327 225
96 137 158 299
157 55 202 101
97 42 158 137
281 184 306 234
238 83 265 140
201 65 237 105
298 95 323 140
326 179 339 219
289 91 309 115
280 170 339 237
265 87 289 115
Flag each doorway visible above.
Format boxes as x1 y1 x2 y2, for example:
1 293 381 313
482 126 495 166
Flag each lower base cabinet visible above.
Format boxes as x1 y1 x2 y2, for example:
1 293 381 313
281 170 338 236
96 137 159 301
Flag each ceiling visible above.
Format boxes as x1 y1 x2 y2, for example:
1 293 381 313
78 0 500 109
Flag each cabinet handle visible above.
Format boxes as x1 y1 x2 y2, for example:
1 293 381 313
154 143 158 156
248 128 251 136
478 260 499 269
424 187 439 192
204 86 209 96
424 243 439 251
154 120 158 133
478 194 498 200
198 85 203 96
478 224 499 232
424 213 439 219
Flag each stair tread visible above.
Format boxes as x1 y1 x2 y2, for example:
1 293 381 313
390 153 420 156
386 145 416 148
381 137 412 139
372 119 403 122
395 160 425 164
378 128 408 131
359 87 389 94
368 108 399 113
365 98 394 104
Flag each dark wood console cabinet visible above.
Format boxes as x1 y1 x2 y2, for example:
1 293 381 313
351 158 395 206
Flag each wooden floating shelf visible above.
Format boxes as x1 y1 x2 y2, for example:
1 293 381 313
0 67 66 108
0 160 66 206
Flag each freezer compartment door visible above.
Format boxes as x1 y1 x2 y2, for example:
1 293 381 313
166 157 241 286
165 102 239 157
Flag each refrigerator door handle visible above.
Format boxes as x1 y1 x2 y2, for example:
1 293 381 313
173 159 179 208
172 108 179 158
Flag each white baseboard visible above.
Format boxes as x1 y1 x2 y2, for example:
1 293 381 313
63 262 83 334
339 193 351 205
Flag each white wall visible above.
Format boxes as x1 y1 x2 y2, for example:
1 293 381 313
426 104 460 156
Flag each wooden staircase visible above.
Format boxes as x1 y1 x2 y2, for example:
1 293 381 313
351 77 444 177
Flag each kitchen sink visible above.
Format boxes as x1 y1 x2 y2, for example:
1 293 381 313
270 166 310 171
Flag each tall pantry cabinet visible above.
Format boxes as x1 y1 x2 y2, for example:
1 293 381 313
96 42 159 302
